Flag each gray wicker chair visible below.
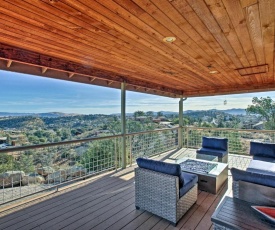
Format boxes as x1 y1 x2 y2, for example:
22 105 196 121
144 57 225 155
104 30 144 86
135 167 197 225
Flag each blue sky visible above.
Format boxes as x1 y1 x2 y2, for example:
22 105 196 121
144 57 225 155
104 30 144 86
0 70 274 114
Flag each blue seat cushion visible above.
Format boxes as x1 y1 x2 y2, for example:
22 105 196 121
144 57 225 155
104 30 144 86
246 160 275 176
202 136 228 151
196 147 228 158
179 172 198 198
253 155 275 163
136 158 184 187
231 167 275 188
250 142 275 159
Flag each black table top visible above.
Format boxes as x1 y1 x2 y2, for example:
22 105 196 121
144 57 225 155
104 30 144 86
211 196 275 230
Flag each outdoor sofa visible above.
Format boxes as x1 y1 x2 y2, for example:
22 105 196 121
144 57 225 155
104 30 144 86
231 141 275 205
196 136 228 163
135 158 198 225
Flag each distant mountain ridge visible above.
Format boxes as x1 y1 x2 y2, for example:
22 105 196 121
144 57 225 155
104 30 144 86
112 108 246 116
184 108 246 115
0 108 246 118
0 112 78 118
156 109 245 115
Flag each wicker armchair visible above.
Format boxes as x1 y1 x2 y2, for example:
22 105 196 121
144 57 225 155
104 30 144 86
231 168 275 206
135 167 197 225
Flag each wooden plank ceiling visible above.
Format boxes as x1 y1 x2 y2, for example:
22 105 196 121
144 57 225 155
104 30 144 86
0 0 274 97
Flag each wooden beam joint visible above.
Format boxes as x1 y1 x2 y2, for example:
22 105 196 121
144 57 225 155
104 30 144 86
6 60 12 68
68 73 74 78
90 77 96 82
107 81 113 86
41 67 48 74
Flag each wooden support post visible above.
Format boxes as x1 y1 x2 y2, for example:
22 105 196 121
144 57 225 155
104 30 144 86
178 97 183 149
178 97 187 149
121 82 127 169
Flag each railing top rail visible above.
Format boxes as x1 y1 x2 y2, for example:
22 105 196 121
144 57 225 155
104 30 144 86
2 125 272 154
0 127 179 154
183 126 275 133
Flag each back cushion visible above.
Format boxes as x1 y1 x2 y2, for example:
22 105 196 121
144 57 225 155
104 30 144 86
231 167 275 188
250 142 275 158
136 158 184 187
202 136 228 151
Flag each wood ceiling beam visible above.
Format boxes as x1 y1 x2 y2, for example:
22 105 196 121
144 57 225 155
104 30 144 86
0 43 182 96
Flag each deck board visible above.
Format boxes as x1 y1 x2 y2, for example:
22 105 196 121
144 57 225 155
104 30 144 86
0 148 251 230
0 178 133 229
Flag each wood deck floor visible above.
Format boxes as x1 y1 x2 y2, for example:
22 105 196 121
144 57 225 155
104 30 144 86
0 148 251 230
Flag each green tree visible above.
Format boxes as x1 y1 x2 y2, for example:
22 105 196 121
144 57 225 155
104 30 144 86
61 128 71 140
134 111 145 118
0 153 13 173
157 111 164 117
146 111 154 117
200 122 213 128
127 120 143 133
15 154 35 173
246 97 275 130
172 117 189 125
28 135 40 144
108 120 121 135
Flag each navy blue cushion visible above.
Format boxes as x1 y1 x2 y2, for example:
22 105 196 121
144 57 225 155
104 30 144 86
246 168 275 176
179 172 198 198
202 136 228 151
250 142 275 159
231 167 275 188
196 147 228 158
136 158 184 187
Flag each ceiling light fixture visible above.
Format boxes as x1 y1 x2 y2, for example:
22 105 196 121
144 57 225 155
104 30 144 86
207 64 218 74
163 37 176 43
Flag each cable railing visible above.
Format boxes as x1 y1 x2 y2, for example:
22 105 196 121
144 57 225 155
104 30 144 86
183 127 275 155
0 128 179 204
0 135 121 205
1 126 274 205
126 127 178 165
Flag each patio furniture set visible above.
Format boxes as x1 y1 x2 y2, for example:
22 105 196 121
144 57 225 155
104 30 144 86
212 141 275 229
134 137 275 228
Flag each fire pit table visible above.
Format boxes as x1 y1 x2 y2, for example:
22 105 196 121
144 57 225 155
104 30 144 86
176 157 228 194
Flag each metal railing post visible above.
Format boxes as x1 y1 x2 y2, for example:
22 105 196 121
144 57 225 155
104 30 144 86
121 82 127 169
178 97 183 148
114 138 117 170
130 136 132 166
186 127 189 148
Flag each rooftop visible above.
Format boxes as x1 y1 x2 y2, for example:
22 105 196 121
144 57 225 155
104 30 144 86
0 1 274 97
